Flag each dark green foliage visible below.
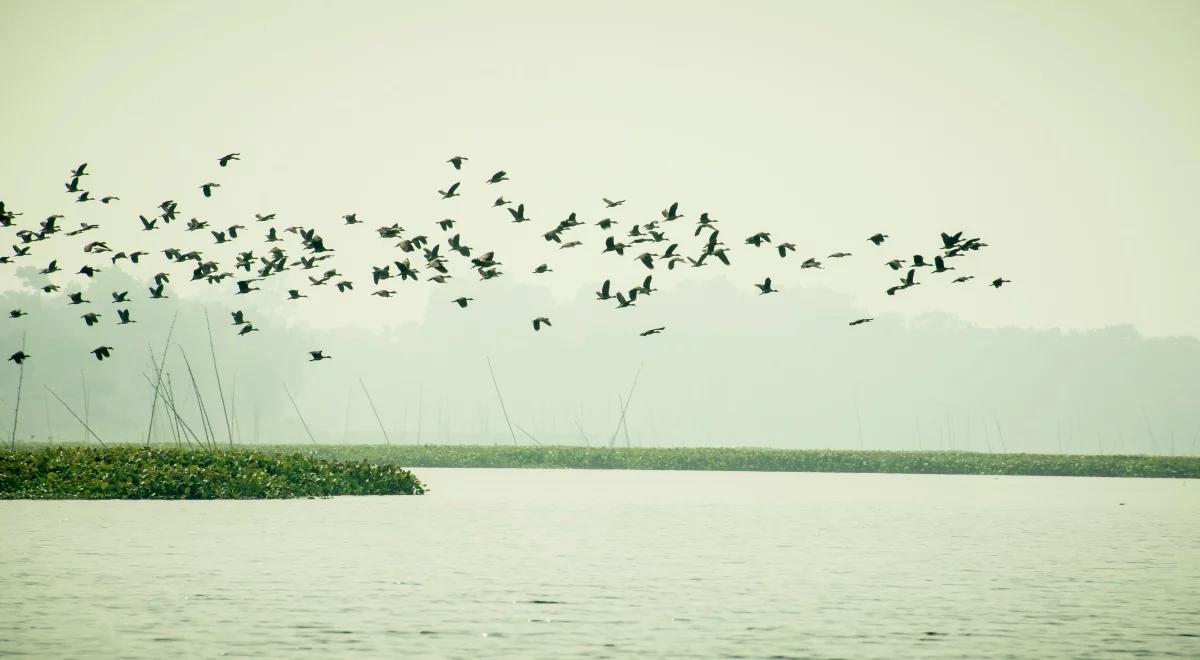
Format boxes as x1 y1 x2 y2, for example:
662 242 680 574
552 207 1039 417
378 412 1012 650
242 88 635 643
260 444 1200 479
0 446 425 499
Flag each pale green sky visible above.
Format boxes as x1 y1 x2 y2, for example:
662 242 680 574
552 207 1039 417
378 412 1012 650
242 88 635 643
2 1 1200 451
2 0 1199 341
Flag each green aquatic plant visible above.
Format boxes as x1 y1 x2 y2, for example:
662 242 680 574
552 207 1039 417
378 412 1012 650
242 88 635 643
255 444 1200 479
0 446 425 499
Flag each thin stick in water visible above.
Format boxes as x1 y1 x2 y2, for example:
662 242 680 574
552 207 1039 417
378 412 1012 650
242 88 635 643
178 345 216 449
144 313 178 446
9 332 25 449
514 423 543 446
486 357 518 446
283 383 317 444
610 361 644 448
360 378 391 445
204 310 235 447
574 420 591 447
45 386 105 447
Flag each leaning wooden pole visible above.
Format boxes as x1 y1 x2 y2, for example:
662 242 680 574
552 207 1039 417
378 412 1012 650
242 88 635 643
360 378 391 445
145 372 202 450
81 371 89 445
486 357 519 446
283 383 317 444
45 386 105 447
9 332 25 448
178 345 216 449
144 313 178 447
204 310 235 447
609 361 644 448
514 424 543 446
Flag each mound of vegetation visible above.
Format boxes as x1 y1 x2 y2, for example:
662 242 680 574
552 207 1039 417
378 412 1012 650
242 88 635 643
0 446 425 499
266 444 1200 479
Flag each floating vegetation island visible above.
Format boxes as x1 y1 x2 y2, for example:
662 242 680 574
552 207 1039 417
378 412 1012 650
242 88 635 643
0 446 425 499
270 444 1200 480
4 444 1196 500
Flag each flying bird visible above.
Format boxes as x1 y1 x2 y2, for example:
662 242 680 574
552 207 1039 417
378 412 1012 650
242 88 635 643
200 183 220 197
532 317 551 331
603 198 625 207
640 327 665 336
849 318 874 326
308 350 331 362
91 346 113 361
486 171 509 184
868 233 888 245
447 156 468 169
9 351 29 365
219 153 241 167
755 277 777 294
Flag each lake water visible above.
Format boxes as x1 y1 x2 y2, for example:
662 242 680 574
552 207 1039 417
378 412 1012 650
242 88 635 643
2 469 1198 658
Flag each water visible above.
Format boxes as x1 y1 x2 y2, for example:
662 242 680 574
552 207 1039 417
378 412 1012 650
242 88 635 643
2 469 1198 658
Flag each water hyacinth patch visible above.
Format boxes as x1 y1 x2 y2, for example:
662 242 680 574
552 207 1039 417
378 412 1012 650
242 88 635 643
0 446 425 499
258 444 1200 480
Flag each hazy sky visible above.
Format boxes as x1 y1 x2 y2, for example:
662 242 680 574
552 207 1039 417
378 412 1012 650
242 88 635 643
2 2 1200 452
3 0 1199 338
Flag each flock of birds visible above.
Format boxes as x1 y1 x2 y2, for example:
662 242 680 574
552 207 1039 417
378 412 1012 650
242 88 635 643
2 155 1008 368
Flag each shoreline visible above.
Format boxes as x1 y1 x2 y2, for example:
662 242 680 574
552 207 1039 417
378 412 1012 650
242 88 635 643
255 444 1200 479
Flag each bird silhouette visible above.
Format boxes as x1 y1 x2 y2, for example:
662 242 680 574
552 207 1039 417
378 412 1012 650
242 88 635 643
8 351 29 365
309 350 331 361
91 346 113 361
640 327 665 336
486 171 509 184
755 278 777 294
219 153 241 167
200 183 220 197
532 317 551 331
447 156 468 170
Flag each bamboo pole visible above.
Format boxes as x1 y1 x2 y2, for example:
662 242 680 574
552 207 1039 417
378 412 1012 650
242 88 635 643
144 313 178 446
514 424 543 446
609 362 644 447
360 378 391 445
81 371 89 445
574 420 591 447
9 332 25 448
45 386 105 447
486 357 518 446
178 345 216 449
204 310 234 447
283 383 316 444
